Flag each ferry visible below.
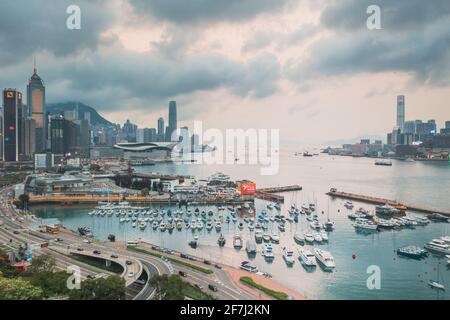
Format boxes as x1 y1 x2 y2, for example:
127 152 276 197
314 249 336 271
299 248 316 267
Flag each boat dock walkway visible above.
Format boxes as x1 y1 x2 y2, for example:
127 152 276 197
327 190 450 216
256 185 302 203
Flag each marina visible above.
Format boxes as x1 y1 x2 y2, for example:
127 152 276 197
29 153 450 300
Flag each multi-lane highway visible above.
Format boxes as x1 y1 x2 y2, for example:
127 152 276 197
0 186 258 300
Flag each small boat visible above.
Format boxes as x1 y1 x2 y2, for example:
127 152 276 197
320 231 328 242
152 221 158 229
255 230 263 243
397 246 428 260
215 222 222 232
428 281 445 291
189 240 198 249
344 201 354 209
314 233 323 243
218 234 226 247
262 233 271 243
262 243 275 260
206 222 213 231
314 249 336 271
176 221 183 230
159 222 166 231
246 240 257 255
282 247 295 265
294 232 305 245
139 222 147 230
424 239 450 255
304 232 315 244
233 234 243 249
270 234 280 244
274 203 281 210
310 220 321 230
132 222 137 228
119 218 126 223
324 220 334 231
299 248 316 267
238 222 244 230
278 224 286 232
427 213 449 223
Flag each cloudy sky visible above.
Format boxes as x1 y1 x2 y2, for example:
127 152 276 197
1 0 449 145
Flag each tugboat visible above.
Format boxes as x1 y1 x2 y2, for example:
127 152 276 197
217 234 226 247
108 234 116 242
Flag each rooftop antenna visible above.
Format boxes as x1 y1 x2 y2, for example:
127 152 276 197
33 56 37 74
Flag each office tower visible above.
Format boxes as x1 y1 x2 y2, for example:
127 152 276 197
136 128 144 143
396 95 405 131
403 121 416 135
165 101 178 142
50 115 65 154
122 119 137 142
3 89 24 162
157 117 165 141
27 67 46 152
24 118 36 159
446 121 450 129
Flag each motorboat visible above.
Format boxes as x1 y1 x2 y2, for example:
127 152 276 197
320 231 329 242
218 234 226 247
344 201 354 209
299 248 316 267
215 222 222 232
278 224 286 232
282 247 295 265
375 204 400 217
314 249 336 271
324 220 334 231
293 232 305 245
304 232 315 244
262 233 271 243
233 234 243 249
310 220 322 230
427 213 449 223
255 230 263 243
262 243 275 260
139 222 147 230
428 280 445 291
159 222 166 231
397 246 428 260
270 234 280 244
314 232 323 243
246 240 257 255
440 236 450 245
424 239 450 255
353 218 378 231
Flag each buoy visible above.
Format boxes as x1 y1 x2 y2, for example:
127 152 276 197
352 253 356 259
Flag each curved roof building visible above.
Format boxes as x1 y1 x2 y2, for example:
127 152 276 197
113 142 178 152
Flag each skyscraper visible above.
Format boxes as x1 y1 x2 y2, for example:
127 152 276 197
27 66 46 152
157 117 165 141
2 89 23 162
167 101 177 141
396 95 405 131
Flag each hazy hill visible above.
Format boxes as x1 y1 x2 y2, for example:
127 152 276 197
46 102 113 127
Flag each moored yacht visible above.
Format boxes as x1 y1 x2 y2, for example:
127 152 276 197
424 239 450 255
314 249 336 271
299 248 316 267
233 234 243 249
293 232 305 245
282 247 295 265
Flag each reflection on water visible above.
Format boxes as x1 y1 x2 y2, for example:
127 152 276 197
31 153 450 300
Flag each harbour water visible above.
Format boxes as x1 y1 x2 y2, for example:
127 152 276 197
31 151 450 300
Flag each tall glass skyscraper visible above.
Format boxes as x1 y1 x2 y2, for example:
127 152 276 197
2 89 23 162
27 67 46 152
157 117 165 142
167 101 177 141
396 95 405 132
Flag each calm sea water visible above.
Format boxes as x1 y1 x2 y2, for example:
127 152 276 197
31 151 450 300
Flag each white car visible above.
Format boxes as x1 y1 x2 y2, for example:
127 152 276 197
128 272 134 278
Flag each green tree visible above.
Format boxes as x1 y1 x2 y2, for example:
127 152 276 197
26 254 56 274
141 188 150 196
0 277 43 300
90 164 101 172
18 194 30 210
69 275 125 300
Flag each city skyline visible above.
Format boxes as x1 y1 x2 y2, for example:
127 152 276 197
0 0 449 145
